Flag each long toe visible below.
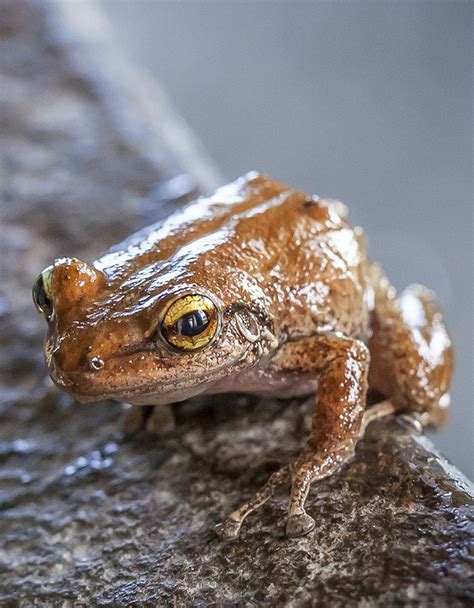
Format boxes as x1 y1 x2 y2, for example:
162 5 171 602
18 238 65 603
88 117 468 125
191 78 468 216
397 413 424 435
214 518 241 541
286 512 316 537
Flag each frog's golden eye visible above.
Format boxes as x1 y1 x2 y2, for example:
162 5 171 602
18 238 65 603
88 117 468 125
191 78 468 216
160 294 219 351
32 265 54 321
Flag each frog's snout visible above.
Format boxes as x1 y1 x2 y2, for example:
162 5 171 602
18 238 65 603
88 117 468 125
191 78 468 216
35 258 112 394
32 257 107 323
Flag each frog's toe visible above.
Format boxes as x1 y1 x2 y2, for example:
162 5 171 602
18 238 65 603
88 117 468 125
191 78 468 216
286 512 315 537
397 413 424 435
214 518 241 541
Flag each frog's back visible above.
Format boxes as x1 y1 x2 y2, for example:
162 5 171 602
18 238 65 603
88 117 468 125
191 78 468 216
95 172 289 280
212 180 372 340
95 173 372 340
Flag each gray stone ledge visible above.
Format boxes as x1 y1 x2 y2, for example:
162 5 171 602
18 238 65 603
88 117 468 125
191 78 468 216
0 1 472 606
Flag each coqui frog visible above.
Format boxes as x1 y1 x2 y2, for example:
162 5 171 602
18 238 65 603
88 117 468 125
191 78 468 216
33 173 453 538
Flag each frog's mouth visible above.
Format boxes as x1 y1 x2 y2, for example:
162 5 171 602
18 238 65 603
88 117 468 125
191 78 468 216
70 383 211 406
47 344 257 406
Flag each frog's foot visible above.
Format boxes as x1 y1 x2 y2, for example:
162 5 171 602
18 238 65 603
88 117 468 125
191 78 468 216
286 512 316 537
397 412 424 435
215 464 291 540
284 442 359 538
398 393 450 433
121 404 175 436
361 399 396 434
214 517 242 541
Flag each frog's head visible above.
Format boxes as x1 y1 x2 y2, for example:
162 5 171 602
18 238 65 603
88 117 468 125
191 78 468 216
33 257 276 405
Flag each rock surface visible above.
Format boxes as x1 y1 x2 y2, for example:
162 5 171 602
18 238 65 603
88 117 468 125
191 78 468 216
0 1 473 606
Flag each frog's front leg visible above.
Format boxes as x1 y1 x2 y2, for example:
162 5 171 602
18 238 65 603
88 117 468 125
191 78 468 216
284 335 370 536
217 334 377 539
121 404 176 436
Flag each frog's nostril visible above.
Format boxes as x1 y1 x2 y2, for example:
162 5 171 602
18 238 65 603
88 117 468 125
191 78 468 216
90 356 104 372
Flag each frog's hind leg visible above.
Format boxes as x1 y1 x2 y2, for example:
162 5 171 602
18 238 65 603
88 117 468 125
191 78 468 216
284 279 453 538
368 268 453 425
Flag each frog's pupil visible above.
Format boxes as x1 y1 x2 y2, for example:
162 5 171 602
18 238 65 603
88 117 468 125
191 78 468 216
175 310 210 337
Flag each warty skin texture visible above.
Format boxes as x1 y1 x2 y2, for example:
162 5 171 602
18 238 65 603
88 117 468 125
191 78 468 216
34 172 453 537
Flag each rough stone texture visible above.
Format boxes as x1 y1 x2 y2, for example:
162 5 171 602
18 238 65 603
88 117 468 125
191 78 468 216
0 1 473 606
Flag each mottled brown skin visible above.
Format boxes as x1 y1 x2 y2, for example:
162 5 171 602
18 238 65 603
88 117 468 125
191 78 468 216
33 173 453 538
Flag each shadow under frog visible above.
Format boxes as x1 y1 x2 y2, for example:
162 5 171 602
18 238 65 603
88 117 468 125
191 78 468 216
33 172 453 538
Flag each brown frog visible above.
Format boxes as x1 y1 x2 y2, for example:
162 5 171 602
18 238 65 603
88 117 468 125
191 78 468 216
33 173 453 538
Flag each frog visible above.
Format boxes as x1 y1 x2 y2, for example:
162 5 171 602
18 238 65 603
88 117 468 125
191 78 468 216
32 172 453 538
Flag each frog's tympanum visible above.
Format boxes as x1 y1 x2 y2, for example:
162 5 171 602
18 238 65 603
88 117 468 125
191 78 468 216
33 173 453 538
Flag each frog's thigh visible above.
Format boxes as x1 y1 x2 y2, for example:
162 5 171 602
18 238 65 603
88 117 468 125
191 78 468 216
368 279 453 417
282 335 370 537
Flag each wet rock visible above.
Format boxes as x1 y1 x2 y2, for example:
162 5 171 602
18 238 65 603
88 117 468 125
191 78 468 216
0 1 472 606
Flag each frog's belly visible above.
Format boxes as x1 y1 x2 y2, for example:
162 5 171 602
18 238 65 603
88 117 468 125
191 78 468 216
254 380 318 399
207 370 318 399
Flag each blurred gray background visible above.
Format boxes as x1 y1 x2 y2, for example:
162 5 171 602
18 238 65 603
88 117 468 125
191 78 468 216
98 0 472 476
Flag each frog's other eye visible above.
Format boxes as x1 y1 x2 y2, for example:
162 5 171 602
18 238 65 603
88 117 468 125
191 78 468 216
32 266 54 321
160 294 219 351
